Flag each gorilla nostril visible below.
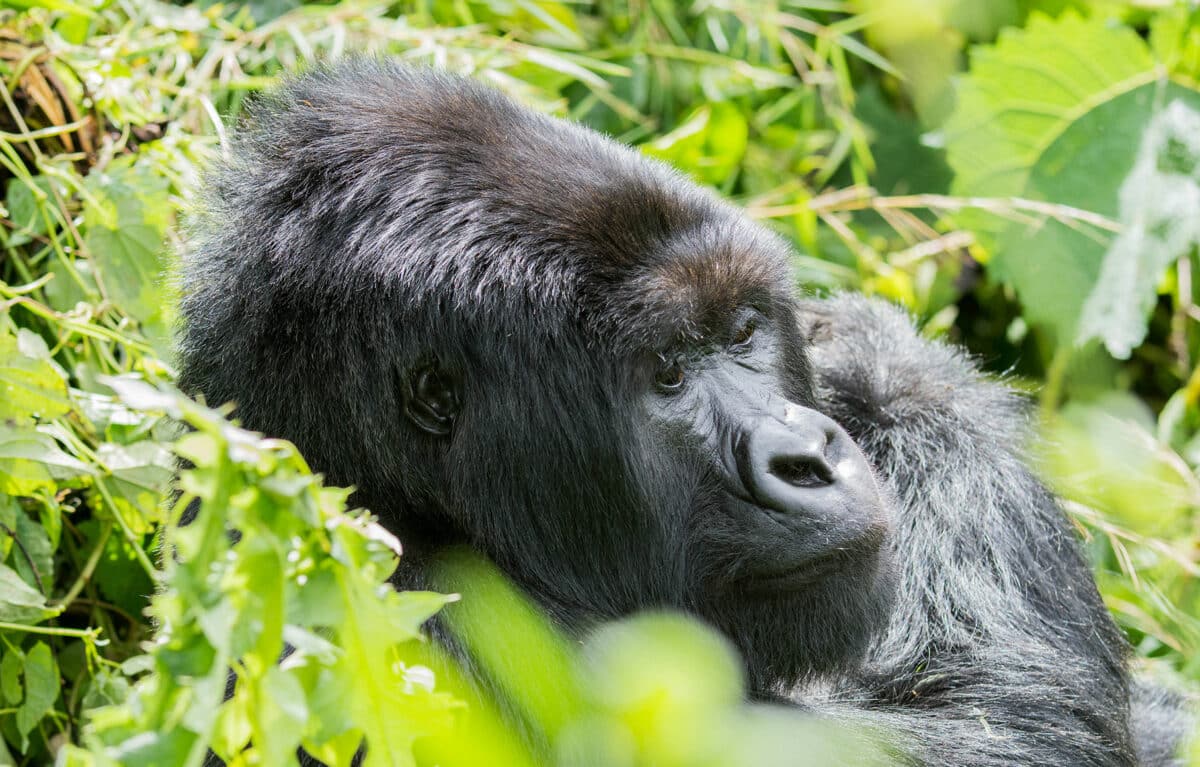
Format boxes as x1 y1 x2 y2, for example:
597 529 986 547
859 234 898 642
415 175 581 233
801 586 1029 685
769 455 834 488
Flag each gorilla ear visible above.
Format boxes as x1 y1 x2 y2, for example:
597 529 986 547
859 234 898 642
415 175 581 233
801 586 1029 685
403 362 460 437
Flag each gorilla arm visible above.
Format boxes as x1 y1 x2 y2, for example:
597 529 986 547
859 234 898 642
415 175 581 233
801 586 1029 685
795 295 1137 767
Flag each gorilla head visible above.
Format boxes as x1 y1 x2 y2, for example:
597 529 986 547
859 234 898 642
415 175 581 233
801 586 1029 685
179 60 894 693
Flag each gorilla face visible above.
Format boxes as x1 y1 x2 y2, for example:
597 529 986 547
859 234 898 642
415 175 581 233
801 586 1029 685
627 268 893 688
637 299 895 687
179 61 895 695
644 305 890 588
401 224 895 688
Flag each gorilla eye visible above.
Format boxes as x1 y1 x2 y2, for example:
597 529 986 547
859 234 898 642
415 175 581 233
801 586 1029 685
731 317 757 349
655 358 686 393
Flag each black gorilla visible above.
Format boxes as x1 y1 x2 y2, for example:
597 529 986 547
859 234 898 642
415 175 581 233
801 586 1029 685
178 60 1184 766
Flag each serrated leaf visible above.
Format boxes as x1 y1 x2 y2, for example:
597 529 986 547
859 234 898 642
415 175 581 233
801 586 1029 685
994 83 1200 345
945 13 1153 198
944 12 1200 350
1077 100 1200 357
334 571 455 767
0 330 72 423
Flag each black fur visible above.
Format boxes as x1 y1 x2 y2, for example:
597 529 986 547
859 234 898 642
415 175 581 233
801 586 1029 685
178 59 1187 766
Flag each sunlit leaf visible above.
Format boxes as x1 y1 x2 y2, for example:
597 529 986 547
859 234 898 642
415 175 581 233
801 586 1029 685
0 330 71 423
0 424 91 495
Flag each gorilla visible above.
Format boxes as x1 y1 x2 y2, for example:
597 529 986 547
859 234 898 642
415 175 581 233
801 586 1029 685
177 60 1186 766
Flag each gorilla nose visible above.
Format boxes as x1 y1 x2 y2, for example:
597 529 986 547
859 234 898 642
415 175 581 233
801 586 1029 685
735 407 865 515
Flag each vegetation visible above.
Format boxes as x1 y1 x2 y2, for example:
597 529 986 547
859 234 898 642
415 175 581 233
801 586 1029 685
0 0 1197 764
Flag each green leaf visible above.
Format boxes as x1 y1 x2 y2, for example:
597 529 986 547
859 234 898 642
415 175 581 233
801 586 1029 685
15 642 60 746
0 563 57 624
944 12 1200 350
97 441 174 529
1076 99 1200 357
856 83 952 196
0 646 23 705
252 666 307 765
4 177 56 246
80 666 131 710
82 164 174 348
0 329 72 423
0 424 91 496
79 520 154 617
85 224 166 321
945 13 1153 198
642 103 748 187
13 508 54 594
993 83 1200 346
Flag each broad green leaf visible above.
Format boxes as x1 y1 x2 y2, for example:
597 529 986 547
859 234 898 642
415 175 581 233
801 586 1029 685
945 13 1153 198
82 164 175 351
0 330 71 423
1076 100 1200 357
43 256 102 313
80 666 131 711
855 83 952 196
994 83 1200 346
85 224 166 323
944 12 1200 350
78 520 154 618
4 177 56 246
0 424 91 496
0 646 23 705
15 642 60 748
96 441 174 530
0 563 57 625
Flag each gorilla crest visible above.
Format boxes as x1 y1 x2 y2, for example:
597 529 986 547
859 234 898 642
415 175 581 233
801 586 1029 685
179 60 1186 766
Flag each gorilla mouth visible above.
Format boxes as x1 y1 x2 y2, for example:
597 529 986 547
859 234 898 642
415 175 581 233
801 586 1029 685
738 551 852 594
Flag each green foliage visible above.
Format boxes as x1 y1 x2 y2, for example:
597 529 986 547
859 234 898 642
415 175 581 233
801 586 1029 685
0 0 1197 764
63 381 459 767
945 12 1200 356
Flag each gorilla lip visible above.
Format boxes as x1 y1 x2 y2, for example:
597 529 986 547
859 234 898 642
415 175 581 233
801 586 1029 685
738 551 851 593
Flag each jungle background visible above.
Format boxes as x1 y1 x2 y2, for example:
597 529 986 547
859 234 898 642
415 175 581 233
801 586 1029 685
0 0 1198 764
